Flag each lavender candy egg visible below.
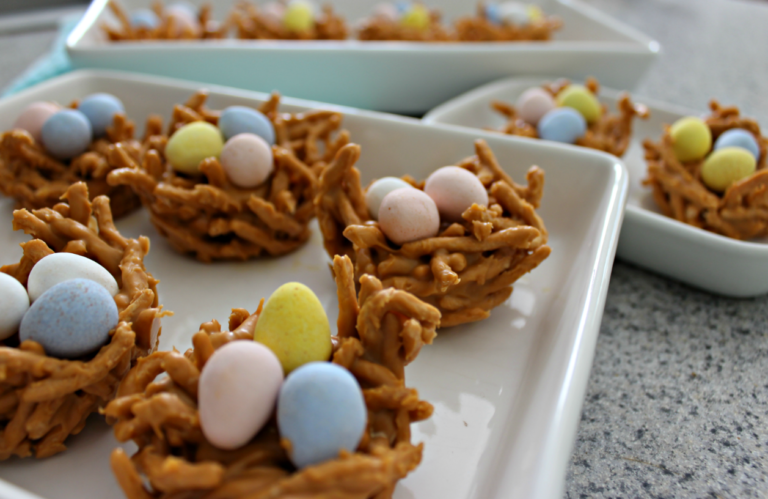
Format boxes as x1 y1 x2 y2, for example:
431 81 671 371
515 87 556 125
78 93 125 137
218 106 276 144
714 128 760 160
13 102 60 143
130 9 160 29
378 188 440 245
537 107 587 144
0 273 30 341
41 110 92 160
425 166 489 222
19 278 118 358
220 133 274 188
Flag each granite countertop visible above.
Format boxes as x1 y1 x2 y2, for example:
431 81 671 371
0 0 766 497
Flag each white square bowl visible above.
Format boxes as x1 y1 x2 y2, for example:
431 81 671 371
423 76 768 297
0 70 627 499
65 0 659 114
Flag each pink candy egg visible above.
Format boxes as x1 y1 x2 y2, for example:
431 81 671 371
261 2 286 24
13 102 60 143
424 166 489 222
220 133 274 188
379 188 440 245
515 87 556 125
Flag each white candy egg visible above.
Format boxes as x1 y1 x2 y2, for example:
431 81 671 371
365 177 413 220
27 253 119 302
0 273 30 340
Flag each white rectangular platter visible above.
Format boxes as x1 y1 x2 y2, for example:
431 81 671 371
0 70 627 499
65 0 659 114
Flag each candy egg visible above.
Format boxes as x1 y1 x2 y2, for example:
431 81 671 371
556 84 601 124
220 133 274 188
714 128 760 160
165 121 224 174
78 93 125 137
537 107 587 144
41 110 92 160
277 362 366 469
373 2 399 22
19 278 118 358
701 147 756 192
166 3 199 34
27 253 119 302
670 116 712 162
254 282 332 375
425 166 489 222
283 0 315 32
260 2 286 24
218 106 275 144
378 188 440 245
199 341 283 450
515 87 556 125
0 273 30 341
527 4 543 22
130 9 160 29
365 177 413 220
485 3 501 24
498 1 529 25
400 4 430 29
13 102 60 143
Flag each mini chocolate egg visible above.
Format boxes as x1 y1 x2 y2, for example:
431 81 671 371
277 362 366 469
13 102 60 143
283 0 315 32
373 2 399 21
400 4 430 29
27 253 119 302
537 107 586 144
485 3 502 24
260 2 286 24
165 121 224 174
166 3 199 34
424 166 489 222
218 106 275 144
254 283 332 375
515 87 556 125
498 1 529 25
527 4 543 22
714 128 760 160
670 116 712 162
41 109 92 160
78 93 125 137
378 188 440 245
130 9 160 29
701 147 756 192
220 133 274 188
365 177 413 220
19 278 118 358
199 341 283 450
556 84 601 124
0 273 30 341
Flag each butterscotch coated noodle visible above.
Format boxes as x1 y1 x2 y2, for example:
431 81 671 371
356 6 452 42
107 90 348 262
107 254 438 499
315 139 551 328
454 2 562 41
0 182 167 460
103 0 229 41
643 100 768 239
232 1 347 40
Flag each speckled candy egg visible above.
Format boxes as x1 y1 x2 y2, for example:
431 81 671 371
283 0 315 32
0 273 30 341
220 133 274 188
13 101 60 143
556 84 601 124
400 4 430 29
165 121 224 174
701 147 756 192
537 107 587 144
27 253 119 302
78 93 125 137
714 128 760 160
365 177 413 220
199 341 284 450
130 9 160 29
254 283 332 374
19 278 118 358
515 87 556 125
378 188 440 245
277 362 366 469
424 166 489 222
670 116 712 162
218 106 275 144
41 109 92 160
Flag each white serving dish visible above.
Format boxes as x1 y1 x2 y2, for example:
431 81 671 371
65 0 659 114
0 70 627 499
423 76 768 297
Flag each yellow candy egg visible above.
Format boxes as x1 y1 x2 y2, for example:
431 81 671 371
527 4 543 22
670 116 712 162
165 121 223 174
283 1 314 32
400 4 430 30
701 147 756 192
254 282 332 374
556 84 601 124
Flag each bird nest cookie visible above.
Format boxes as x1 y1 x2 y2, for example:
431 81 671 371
0 182 166 460
492 77 649 157
103 1 228 41
107 90 348 262
643 101 768 240
315 139 551 327
357 5 452 42
107 254 439 499
231 1 347 40
454 2 562 42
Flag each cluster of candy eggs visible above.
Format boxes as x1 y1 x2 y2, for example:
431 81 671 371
13 93 126 160
164 105 276 188
372 2 433 30
130 3 201 36
669 116 761 192
0 253 120 359
513 84 602 145
484 1 544 26
198 282 367 469
365 166 489 245
258 0 320 33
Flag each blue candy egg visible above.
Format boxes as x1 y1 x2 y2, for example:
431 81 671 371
714 128 760 160
19 278 118 359
78 93 125 137
41 110 92 160
218 106 276 144
277 362 367 469
485 3 501 24
130 9 160 29
537 107 587 144
395 1 411 14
